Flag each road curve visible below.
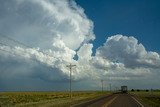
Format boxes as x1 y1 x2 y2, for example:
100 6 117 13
73 93 144 107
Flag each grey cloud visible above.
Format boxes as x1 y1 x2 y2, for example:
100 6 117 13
0 0 160 91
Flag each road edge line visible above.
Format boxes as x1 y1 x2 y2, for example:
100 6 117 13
71 93 113 107
102 96 117 107
131 96 144 107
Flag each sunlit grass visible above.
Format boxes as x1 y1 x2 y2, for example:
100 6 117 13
130 91 160 107
0 91 110 107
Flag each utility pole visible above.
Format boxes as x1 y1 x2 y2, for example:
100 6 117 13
66 64 76 99
101 79 104 92
109 83 111 92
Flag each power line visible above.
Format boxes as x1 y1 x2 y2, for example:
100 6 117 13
0 33 60 60
0 44 39 64
0 33 111 91
0 38 58 70
0 33 30 48
0 43 59 77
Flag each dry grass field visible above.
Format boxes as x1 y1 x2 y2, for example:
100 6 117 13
131 90 160 107
0 91 110 107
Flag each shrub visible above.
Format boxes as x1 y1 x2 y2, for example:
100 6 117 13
137 89 140 92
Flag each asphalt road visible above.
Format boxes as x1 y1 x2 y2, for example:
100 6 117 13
73 93 144 107
106 93 143 107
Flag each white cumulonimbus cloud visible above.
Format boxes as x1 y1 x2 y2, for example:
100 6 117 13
96 35 160 69
0 0 95 81
0 0 160 90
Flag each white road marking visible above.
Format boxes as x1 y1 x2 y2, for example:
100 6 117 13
131 96 144 107
103 96 117 107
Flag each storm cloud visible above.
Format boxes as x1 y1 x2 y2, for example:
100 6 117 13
0 0 160 91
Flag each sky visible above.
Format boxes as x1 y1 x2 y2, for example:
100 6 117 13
0 0 160 91
76 0 160 53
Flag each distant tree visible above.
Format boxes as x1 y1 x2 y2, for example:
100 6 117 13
146 89 149 92
137 89 140 92
131 89 134 92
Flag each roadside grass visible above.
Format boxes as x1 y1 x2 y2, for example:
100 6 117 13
130 91 160 107
0 91 110 107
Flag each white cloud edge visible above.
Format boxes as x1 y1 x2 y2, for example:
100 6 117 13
0 0 160 85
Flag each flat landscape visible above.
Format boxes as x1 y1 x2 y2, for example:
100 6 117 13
0 0 160 107
130 91 160 107
74 91 160 107
1 91 160 107
0 91 110 107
